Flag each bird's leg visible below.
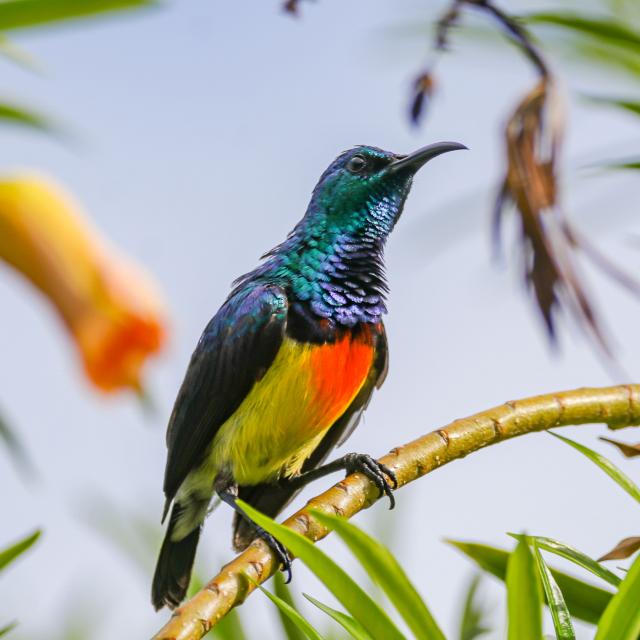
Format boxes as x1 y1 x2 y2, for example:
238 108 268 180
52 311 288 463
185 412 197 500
285 453 398 509
214 474 293 582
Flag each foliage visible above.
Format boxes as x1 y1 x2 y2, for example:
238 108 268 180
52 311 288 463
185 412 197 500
4 1 640 639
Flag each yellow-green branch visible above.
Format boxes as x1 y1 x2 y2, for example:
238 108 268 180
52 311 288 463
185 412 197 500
152 384 640 640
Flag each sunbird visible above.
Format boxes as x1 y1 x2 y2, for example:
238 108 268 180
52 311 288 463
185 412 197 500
152 141 466 610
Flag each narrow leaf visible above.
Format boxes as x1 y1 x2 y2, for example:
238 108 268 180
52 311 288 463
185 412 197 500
525 12 640 49
274 572 306 640
0 102 55 134
506 537 543 640
0 35 39 70
531 539 576 639
549 431 640 504
447 540 614 625
458 575 491 640
304 593 372 640
584 96 640 117
595 553 640 639
310 509 445 640
0 0 156 32
238 501 406 640
0 530 40 573
606 161 640 170
598 537 640 562
509 534 621 588
0 409 35 479
0 623 16 637
600 437 640 458
256 584 323 640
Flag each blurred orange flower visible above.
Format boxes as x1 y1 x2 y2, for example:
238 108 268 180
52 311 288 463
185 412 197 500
0 173 168 392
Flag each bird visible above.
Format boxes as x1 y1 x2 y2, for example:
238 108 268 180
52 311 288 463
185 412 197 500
151 141 466 610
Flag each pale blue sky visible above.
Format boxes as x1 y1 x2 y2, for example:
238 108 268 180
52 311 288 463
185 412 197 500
1 1 640 638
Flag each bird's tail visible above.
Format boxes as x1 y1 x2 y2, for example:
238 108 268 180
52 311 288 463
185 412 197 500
152 503 201 610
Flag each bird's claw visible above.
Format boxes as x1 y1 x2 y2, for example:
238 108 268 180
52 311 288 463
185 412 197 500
254 526 292 583
344 453 398 509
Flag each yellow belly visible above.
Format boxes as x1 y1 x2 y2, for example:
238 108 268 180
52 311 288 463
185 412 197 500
205 333 374 485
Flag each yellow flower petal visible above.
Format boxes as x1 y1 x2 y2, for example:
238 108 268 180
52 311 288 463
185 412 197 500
0 173 168 392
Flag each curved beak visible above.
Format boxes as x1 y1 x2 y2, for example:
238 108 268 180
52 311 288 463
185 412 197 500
387 141 468 174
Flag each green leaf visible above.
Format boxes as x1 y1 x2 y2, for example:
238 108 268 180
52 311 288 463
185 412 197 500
310 509 445 640
525 12 640 49
304 593 372 640
273 572 307 640
458 575 491 640
447 540 614 625
595 553 640 639
584 95 640 117
256 584 323 640
531 540 576 640
549 432 640 504
603 160 640 170
509 534 621 588
0 35 39 70
0 0 156 32
0 101 57 134
238 501 406 640
573 40 640 78
0 409 35 479
0 530 40 573
506 537 543 640
0 622 16 638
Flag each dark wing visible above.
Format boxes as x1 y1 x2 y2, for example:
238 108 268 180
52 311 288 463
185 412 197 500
233 322 388 550
163 284 288 509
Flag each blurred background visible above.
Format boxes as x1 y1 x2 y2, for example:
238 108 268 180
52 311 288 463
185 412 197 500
1 0 640 638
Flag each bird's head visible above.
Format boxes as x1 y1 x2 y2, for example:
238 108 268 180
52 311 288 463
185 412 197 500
305 141 467 242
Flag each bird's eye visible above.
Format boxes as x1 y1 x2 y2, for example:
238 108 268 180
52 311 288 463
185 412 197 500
346 155 367 174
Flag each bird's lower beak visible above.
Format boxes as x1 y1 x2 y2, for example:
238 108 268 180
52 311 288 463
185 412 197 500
387 141 468 174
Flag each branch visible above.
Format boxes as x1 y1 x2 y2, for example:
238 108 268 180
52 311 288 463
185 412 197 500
152 384 640 640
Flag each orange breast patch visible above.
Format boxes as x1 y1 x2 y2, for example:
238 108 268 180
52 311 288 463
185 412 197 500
308 327 375 428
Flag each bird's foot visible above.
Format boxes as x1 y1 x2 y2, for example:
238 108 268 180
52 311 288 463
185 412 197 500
254 525 292 583
343 453 398 509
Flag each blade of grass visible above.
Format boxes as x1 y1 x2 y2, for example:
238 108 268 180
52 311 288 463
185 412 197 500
274 572 307 640
0 529 40 573
595 553 640 639
304 593 372 640
549 431 640 504
310 509 445 640
447 540 613 625
0 623 16 637
458 575 491 640
506 537 543 640
0 0 156 31
509 534 621 588
531 539 576 640
238 501 406 640
255 583 323 640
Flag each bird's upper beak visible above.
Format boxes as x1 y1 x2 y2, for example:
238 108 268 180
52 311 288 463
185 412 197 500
387 141 468 174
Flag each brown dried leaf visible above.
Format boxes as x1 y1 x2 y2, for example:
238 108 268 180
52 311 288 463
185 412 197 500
496 78 612 353
282 0 299 15
600 436 640 458
598 536 640 562
409 72 435 126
